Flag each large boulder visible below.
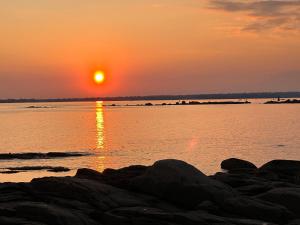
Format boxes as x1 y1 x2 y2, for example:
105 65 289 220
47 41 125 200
130 159 237 208
221 158 257 171
257 188 300 217
259 160 300 175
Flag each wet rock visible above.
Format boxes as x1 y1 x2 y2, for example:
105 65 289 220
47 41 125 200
221 158 257 171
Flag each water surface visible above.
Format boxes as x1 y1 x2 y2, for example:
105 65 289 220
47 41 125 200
0 100 300 182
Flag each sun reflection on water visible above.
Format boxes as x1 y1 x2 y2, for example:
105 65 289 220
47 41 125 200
96 101 104 150
95 101 106 171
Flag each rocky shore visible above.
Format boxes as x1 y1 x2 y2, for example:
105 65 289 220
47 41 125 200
1 158 300 225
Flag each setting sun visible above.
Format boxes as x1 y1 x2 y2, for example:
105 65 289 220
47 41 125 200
94 71 105 84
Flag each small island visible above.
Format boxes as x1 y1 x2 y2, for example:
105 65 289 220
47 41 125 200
1 158 300 225
107 100 251 107
265 99 300 104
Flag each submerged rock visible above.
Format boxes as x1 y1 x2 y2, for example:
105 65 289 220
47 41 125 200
0 166 70 173
0 152 90 160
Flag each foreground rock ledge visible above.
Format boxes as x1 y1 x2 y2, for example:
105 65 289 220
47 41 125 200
1 159 300 225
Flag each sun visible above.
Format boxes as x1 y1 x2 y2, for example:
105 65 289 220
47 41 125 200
94 71 105 84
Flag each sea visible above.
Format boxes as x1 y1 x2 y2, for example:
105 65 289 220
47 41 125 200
0 99 300 182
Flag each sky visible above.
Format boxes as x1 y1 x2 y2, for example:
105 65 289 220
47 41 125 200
0 0 300 99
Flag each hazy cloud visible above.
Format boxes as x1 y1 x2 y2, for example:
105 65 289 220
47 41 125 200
210 0 300 32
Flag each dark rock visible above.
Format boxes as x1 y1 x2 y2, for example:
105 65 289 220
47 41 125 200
1 159 299 225
0 152 90 160
236 183 273 196
223 196 293 223
102 165 147 188
212 172 264 188
259 160 300 175
130 159 236 208
221 158 257 171
47 167 70 172
2 166 70 173
255 169 279 181
289 219 300 225
0 216 45 225
257 188 300 217
0 170 20 174
196 200 220 214
11 202 97 225
75 168 104 182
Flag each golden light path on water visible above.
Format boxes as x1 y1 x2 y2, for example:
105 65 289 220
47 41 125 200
95 101 105 171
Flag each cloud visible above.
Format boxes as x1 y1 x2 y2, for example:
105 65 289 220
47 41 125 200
209 0 300 32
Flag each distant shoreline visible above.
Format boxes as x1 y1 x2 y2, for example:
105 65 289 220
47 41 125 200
1 91 300 104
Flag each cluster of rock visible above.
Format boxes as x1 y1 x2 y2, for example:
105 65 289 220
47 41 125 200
1 158 300 225
0 166 70 174
108 101 251 107
264 99 300 104
0 152 90 160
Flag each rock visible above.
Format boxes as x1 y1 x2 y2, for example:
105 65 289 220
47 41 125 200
130 159 236 208
237 183 272 196
289 219 300 225
2 166 70 173
212 172 264 188
259 160 300 175
75 168 105 182
1 159 300 225
257 188 300 217
11 202 97 225
0 216 46 225
47 167 70 172
196 200 220 214
0 152 90 160
221 158 257 171
30 177 148 211
255 169 279 181
102 165 147 188
223 196 293 223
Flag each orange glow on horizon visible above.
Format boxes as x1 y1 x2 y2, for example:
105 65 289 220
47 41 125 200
94 71 105 84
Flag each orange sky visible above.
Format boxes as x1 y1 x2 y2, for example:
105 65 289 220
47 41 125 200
0 0 300 98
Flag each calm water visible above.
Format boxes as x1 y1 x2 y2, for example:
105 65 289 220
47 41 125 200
0 100 300 182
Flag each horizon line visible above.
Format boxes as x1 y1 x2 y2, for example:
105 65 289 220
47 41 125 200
1 91 300 103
